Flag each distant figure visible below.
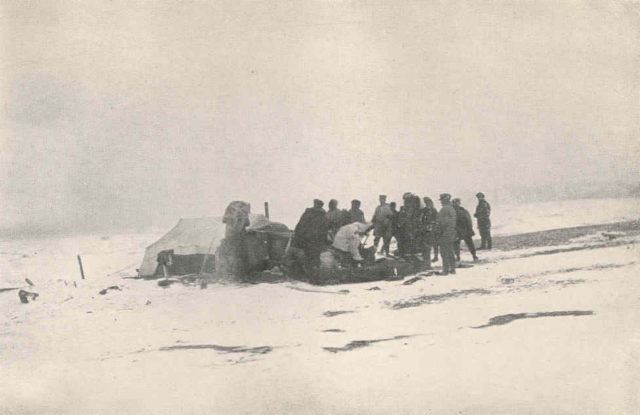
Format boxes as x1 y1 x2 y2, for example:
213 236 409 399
347 199 366 224
372 195 393 255
452 198 478 262
397 193 421 257
436 193 457 275
325 199 344 242
292 199 329 268
389 202 400 251
332 222 373 263
474 192 492 250
419 197 438 269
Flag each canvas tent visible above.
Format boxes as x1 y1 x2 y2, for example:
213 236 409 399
138 217 226 277
138 214 291 278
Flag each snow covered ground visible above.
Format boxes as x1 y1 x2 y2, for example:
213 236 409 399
1 198 639 414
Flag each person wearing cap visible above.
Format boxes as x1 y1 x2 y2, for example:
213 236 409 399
397 192 422 257
346 199 366 224
292 199 329 269
418 196 438 268
326 199 346 242
474 192 492 249
452 198 478 262
372 195 393 255
436 193 457 275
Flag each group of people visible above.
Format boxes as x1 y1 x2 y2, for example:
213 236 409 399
291 192 492 276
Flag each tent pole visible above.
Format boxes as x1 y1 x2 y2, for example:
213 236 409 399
264 202 269 219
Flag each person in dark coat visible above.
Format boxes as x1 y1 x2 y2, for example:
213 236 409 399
292 199 329 268
397 193 421 257
419 197 438 269
436 193 457 275
474 192 492 249
452 198 478 262
347 199 366 224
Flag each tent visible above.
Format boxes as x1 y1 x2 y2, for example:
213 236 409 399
138 214 291 278
138 217 226 277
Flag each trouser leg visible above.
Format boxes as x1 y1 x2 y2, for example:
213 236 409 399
382 234 391 255
479 227 488 249
464 236 477 258
487 232 492 250
422 243 432 268
440 241 455 273
454 238 461 260
432 243 439 260
374 235 381 252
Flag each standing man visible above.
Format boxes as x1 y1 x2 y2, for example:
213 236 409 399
436 193 457 275
419 197 438 269
325 199 343 242
452 198 478 262
347 199 366 224
292 199 329 269
474 192 492 250
372 195 393 255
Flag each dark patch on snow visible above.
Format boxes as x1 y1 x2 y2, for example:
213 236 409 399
367 286 381 291
323 310 355 317
99 286 121 295
322 329 345 333
159 344 273 354
402 276 422 285
472 310 594 329
324 335 413 353
391 289 492 309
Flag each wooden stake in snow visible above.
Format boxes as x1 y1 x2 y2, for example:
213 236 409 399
264 202 270 219
77 255 85 280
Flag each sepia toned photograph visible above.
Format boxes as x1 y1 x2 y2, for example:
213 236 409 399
1 1 639 414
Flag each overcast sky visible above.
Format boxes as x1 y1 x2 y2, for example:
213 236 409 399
1 0 639 232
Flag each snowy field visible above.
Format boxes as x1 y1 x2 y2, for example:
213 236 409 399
1 198 639 414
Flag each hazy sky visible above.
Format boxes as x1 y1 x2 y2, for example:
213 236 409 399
1 0 639 232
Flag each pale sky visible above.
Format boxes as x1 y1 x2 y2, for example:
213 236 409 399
1 0 639 232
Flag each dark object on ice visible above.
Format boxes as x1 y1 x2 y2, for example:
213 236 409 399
402 276 422 285
99 286 121 295
159 344 272 355
18 290 39 304
322 328 345 333
323 335 413 353
323 310 354 317
472 310 594 329
157 279 179 288
367 286 381 291
25 278 35 287
291 253 425 286
391 288 492 309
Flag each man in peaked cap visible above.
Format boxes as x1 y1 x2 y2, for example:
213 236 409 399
474 192 492 250
372 195 393 255
436 193 457 275
347 199 366 224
